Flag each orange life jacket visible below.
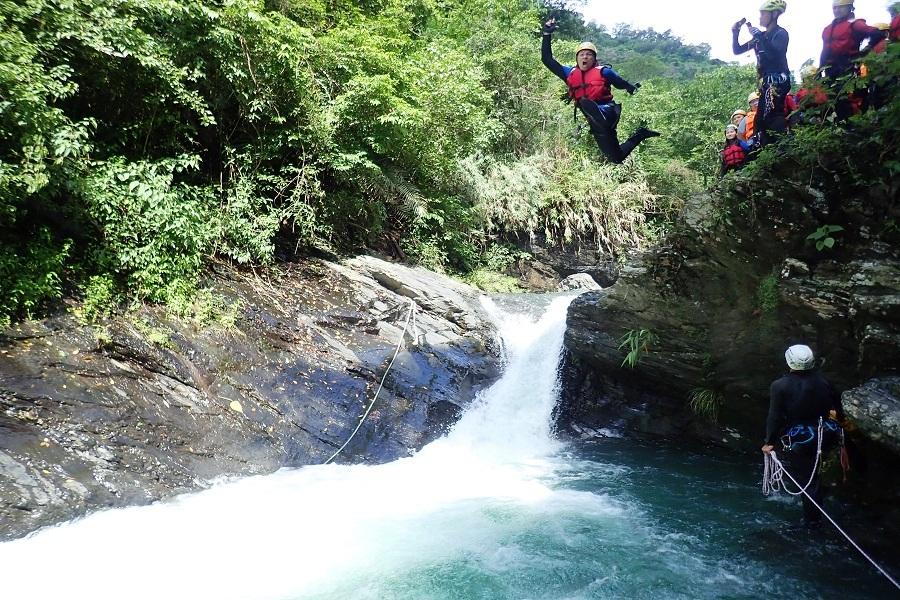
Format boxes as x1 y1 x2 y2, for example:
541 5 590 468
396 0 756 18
822 18 876 63
742 109 757 140
722 142 746 169
566 67 613 104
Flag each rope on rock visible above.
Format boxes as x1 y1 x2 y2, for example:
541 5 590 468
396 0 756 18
324 298 418 465
763 450 900 592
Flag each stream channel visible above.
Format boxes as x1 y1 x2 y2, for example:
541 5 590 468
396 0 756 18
1 294 895 599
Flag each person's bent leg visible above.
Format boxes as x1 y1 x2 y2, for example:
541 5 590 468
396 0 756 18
620 127 661 159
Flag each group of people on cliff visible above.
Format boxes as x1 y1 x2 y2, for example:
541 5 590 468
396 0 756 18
720 0 899 174
539 1 899 171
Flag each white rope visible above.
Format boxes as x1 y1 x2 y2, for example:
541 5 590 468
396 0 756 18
323 298 417 465
762 420 824 496
762 450 900 591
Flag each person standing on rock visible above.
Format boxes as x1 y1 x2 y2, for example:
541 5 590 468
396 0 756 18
762 344 845 527
541 18 660 164
732 1 791 147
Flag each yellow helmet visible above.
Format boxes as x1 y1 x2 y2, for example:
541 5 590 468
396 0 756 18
872 22 890 31
748 91 760 103
575 42 598 57
801 64 819 79
759 0 786 13
832 0 853 7
731 109 747 119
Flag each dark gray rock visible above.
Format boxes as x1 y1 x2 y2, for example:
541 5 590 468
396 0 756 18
843 377 900 453
557 273 602 292
0 257 501 540
559 177 900 452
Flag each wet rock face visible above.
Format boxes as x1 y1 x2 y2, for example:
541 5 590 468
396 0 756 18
843 377 900 454
0 256 501 540
559 182 900 452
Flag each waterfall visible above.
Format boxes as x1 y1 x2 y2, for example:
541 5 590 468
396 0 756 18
1 294 580 600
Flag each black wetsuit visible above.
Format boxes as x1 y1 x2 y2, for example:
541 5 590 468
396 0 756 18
733 25 791 146
765 370 844 524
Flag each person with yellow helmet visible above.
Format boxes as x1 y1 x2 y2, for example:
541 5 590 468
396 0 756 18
819 0 886 119
820 0 886 77
541 18 660 164
738 91 760 141
730 109 747 128
731 1 791 146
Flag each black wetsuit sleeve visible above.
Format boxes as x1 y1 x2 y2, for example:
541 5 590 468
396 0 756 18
601 66 636 94
733 30 752 55
765 380 784 444
542 34 567 81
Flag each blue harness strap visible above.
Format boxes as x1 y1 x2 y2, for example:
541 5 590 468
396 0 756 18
781 419 842 451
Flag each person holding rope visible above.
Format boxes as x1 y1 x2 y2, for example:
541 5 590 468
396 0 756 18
762 344 845 527
732 1 791 148
541 18 660 164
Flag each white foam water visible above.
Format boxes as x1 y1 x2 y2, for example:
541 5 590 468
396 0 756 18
1 294 599 600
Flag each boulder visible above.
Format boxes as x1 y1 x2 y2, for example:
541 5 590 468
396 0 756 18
0 257 501 539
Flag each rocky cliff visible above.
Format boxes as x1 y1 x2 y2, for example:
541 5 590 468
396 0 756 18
0 256 501 540
558 172 900 453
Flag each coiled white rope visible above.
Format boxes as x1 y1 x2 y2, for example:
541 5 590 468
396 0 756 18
762 420 824 497
762 446 900 591
324 298 418 465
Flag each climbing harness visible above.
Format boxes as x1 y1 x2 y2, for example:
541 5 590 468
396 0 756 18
762 420 900 592
323 298 419 465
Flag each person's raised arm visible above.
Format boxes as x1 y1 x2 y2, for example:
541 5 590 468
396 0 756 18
732 18 753 54
541 19 567 81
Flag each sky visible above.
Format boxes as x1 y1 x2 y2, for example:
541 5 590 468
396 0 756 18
580 0 895 72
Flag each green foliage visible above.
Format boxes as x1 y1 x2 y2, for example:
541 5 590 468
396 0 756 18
619 328 657 368
688 387 724 422
806 225 844 251
0 0 745 325
131 317 175 349
756 274 779 314
165 284 241 330
74 275 121 324
0 228 71 326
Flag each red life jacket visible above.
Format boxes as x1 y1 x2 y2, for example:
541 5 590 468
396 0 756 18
796 86 828 106
891 14 900 42
822 18 874 62
566 67 612 103
722 142 746 169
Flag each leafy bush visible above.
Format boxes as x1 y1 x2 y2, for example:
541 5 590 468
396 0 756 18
0 228 71 327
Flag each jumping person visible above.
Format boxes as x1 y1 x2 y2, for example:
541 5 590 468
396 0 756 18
762 344 845 527
732 1 791 147
541 18 659 164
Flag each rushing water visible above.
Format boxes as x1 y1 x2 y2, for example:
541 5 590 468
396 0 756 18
1 295 896 599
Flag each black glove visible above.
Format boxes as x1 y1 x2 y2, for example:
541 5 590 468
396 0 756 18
627 82 641 96
542 19 558 35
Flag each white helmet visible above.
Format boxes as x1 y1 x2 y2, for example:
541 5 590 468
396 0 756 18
785 344 815 371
